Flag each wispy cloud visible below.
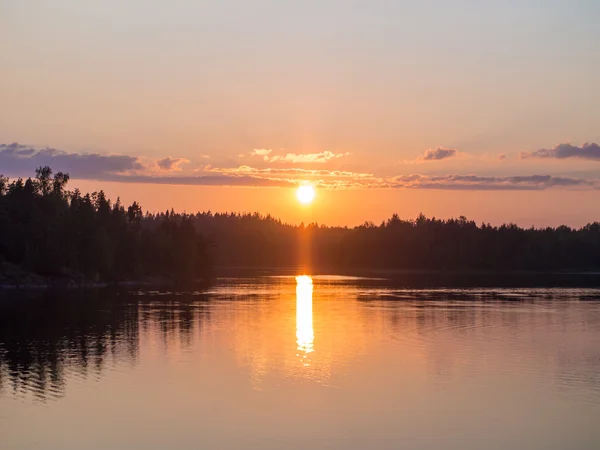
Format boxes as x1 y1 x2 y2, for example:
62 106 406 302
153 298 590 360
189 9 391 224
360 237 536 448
101 174 293 187
91 172 594 190
520 143 600 161
214 165 373 178
251 149 273 160
389 174 593 190
270 151 349 163
418 147 458 161
249 149 349 164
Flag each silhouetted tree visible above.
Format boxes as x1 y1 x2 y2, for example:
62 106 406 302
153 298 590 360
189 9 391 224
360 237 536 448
187 209 600 272
1 167 600 281
0 168 211 284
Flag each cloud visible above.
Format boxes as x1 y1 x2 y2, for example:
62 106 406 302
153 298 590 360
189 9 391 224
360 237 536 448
0 142 143 176
521 143 600 161
156 157 189 172
0 142 190 177
249 149 349 164
85 172 594 190
113 172 592 190
214 165 373 178
269 151 349 164
390 174 592 190
251 149 273 161
1 142 597 191
102 174 293 187
418 147 458 161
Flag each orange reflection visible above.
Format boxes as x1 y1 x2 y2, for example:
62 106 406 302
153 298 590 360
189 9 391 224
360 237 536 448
296 276 314 358
229 276 374 388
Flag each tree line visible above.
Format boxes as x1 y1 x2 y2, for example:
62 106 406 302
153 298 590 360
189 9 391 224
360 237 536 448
192 212 600 271
1 167 600 283
0 167 211 283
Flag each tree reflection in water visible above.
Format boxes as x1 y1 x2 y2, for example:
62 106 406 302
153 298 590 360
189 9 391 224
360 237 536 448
0 290 210 401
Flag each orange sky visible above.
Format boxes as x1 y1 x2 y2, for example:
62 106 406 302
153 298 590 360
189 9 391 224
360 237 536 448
71 180 600 228
2 1 600 226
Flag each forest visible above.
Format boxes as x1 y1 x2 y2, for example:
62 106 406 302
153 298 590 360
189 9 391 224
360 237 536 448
192 211 600 271
1 167 600 285
0 167 211 284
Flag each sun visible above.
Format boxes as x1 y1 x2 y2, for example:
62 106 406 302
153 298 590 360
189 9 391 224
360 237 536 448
296 184 316 205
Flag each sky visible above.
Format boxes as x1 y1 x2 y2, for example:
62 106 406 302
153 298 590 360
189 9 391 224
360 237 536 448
1 0 600 226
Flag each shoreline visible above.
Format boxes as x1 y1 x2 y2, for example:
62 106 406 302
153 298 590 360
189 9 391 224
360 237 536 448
3 268 600 290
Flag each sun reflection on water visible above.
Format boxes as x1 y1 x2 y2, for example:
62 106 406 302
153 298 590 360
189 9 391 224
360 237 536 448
296 275 314 359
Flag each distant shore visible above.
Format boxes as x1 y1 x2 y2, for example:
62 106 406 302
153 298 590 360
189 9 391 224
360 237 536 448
6 271 600 291
4 263 600 290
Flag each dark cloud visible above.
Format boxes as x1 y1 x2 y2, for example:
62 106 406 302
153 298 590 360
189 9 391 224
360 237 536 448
419 147 458 161
156 157 187 171
0 143 287 187
521 143 600 161
0 143 142 177
391 174 591 190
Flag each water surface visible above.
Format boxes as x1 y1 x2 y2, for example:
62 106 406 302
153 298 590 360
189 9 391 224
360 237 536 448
2 276 600 449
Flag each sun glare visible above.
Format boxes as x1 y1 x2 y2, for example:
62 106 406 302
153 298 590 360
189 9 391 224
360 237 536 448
296 275 314 355
296 185 316 205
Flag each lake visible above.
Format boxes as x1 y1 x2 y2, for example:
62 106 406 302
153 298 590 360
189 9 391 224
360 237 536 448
2 275 600 449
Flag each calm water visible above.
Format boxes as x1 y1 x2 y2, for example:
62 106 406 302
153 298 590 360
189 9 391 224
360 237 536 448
2 276 600 449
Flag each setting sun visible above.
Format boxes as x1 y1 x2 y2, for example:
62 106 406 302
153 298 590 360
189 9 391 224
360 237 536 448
296 185 316 205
